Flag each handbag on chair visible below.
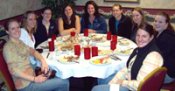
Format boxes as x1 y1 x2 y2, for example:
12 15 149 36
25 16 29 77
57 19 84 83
35 67 56 79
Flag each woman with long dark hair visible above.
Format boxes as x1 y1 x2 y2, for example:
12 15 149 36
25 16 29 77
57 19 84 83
58 3 81 35
154 12 175 83
81 0 107 34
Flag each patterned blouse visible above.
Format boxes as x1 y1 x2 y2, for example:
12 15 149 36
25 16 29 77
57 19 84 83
3 39 35 89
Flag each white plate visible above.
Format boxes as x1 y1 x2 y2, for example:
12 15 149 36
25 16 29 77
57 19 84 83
57 54 79 64
89 34 106 42
98 49 113 56
90 56 112 66
118 39 130 46
114 48 133 56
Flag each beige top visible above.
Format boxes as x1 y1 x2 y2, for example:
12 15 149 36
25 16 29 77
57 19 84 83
111 51 163 90
3 39 35 89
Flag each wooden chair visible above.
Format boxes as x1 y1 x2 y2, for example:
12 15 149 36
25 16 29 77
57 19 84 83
137 67 167 91
0 39 6 51
0 39 16 91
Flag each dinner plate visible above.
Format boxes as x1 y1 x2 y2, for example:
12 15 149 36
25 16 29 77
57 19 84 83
98 49 113 56
90 56 112 66
89 34 106 42
114 48 133 56
118 39 130 46
57 43 74 51
57 54 79 64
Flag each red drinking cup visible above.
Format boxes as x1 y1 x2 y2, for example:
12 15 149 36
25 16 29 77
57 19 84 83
84 47 91 60
92 46 98 57
112 35 118 42
48 39 55 52
71 31 76 37
110 40 117 51
51 34 56 41
107 31 111 40
74 44 81 56
84 29 89 37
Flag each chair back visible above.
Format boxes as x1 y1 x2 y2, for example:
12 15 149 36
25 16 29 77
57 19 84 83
0 39 6 50
137 67 167 91
0 39 16 91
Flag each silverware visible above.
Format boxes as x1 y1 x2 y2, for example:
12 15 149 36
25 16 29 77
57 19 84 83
40 46 49 49
46 53 50 58
72 61 79 63
109 54 121 61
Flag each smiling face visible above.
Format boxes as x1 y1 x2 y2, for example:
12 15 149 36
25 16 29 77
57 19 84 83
136 28 153 48
87 4 95 16
132 10 143 25
112 6 122 19
26 13 36 30
42 9 52 22
7 21 21 40
64 6 73 18
153 15 168 32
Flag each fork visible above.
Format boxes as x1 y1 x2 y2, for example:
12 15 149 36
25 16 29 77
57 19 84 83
109 54 121 61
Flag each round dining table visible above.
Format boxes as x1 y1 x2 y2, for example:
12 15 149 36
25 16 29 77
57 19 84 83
37 33 137 79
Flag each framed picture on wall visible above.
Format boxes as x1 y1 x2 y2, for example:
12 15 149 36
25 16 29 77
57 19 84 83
104 0 139 3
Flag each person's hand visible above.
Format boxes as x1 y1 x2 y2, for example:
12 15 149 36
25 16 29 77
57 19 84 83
88 29 96 33
109 78 123 85
41 60 49 74
34 74 47 83
115 79 123 84
71 28 76 32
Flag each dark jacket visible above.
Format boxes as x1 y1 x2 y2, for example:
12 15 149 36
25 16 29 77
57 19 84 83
155 29 175 78
34 17 58 47
130 23 138 42
109 14 132 39
127 39 160 79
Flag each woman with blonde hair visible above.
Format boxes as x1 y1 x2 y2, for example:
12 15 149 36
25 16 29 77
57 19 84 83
20 11 38 67
3 19 69 91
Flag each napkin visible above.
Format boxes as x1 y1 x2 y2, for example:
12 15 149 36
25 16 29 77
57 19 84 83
110 84 120 91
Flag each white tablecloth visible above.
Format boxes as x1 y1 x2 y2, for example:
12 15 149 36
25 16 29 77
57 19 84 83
38 34 137 79
110 84 120 91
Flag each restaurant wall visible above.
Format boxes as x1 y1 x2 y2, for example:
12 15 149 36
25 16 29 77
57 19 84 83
0 0 43 20
75 0 175 9
75 0 175 28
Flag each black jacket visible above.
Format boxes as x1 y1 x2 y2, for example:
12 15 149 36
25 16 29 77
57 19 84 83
108 14 132 39
155 30 175 78
34 17 58 47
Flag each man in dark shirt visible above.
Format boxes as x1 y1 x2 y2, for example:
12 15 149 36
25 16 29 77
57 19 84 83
109 4 132 39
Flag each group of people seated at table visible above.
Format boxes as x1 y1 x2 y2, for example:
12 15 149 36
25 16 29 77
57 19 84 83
2 0 175 91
